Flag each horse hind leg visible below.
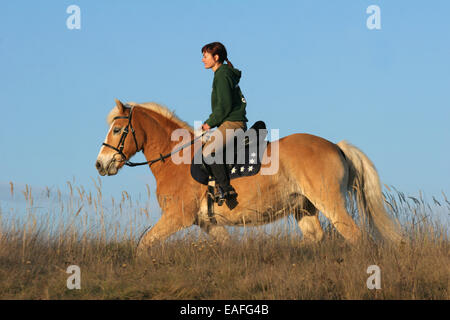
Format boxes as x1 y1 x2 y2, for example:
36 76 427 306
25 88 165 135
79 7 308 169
310 189 361 244
293 197 324 242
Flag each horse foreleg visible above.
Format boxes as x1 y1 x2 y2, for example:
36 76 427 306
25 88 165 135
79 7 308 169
136 211 193 257
199 223 230 243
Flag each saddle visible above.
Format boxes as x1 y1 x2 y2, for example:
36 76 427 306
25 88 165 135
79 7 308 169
190 121 268 186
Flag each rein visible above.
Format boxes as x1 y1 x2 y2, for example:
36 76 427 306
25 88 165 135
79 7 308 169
102 105 207 168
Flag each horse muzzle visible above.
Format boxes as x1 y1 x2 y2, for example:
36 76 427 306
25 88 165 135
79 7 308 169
95 158 119 176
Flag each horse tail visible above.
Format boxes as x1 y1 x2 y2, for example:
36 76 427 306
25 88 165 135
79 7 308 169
337 140 403 243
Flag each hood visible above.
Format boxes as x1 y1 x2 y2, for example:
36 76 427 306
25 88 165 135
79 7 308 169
216 63 241 85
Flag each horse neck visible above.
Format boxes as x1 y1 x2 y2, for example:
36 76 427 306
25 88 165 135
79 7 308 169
135 107 195 183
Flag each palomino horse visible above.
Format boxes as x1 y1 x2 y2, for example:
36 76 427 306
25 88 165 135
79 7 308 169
95 99 402 255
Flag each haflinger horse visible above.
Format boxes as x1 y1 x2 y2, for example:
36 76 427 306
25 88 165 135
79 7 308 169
96 99 403 256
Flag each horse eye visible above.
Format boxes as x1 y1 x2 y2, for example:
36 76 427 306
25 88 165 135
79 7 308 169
113 127 122 135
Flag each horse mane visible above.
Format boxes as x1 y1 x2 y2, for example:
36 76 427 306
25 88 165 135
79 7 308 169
107 101 193 133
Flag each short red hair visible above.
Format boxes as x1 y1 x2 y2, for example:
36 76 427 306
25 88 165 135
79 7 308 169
201 42 234 68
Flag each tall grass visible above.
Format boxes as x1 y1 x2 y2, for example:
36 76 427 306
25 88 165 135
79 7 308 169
0 180 448 299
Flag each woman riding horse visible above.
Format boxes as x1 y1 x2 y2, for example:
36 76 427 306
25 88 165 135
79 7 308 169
200 42 248 206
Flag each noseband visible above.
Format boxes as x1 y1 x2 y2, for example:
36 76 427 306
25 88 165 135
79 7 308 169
102 104 207 167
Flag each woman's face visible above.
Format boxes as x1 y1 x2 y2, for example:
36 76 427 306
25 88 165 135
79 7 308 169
202 51 219 69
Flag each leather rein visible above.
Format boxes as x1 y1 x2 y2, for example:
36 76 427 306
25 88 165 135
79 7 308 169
102 105 206 168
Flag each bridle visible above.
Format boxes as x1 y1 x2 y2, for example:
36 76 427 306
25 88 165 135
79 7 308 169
102 105 207 167
102 105 139 166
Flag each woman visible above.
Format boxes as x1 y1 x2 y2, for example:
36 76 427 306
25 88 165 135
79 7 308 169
200 42 248 206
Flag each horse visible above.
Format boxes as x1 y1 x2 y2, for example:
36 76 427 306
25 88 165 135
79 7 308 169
95 99 403 255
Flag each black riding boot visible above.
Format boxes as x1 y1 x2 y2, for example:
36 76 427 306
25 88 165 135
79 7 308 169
208 163 238 208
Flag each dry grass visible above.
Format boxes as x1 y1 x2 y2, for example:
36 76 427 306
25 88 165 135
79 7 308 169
0 180 448 300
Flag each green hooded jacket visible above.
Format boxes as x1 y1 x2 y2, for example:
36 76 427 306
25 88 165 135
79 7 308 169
205 63 248 128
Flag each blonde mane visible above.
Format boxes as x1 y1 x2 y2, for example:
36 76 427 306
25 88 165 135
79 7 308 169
107 101 193 133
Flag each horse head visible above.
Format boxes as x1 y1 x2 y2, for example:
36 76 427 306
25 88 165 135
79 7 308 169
95 99 143 176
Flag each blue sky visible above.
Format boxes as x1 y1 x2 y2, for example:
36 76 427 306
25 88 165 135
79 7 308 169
1 1 449 217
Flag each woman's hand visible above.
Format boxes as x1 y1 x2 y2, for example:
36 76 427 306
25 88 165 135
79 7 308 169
202 123 211 131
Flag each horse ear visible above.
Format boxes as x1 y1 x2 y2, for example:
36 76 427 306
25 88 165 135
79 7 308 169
114 98 125 113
